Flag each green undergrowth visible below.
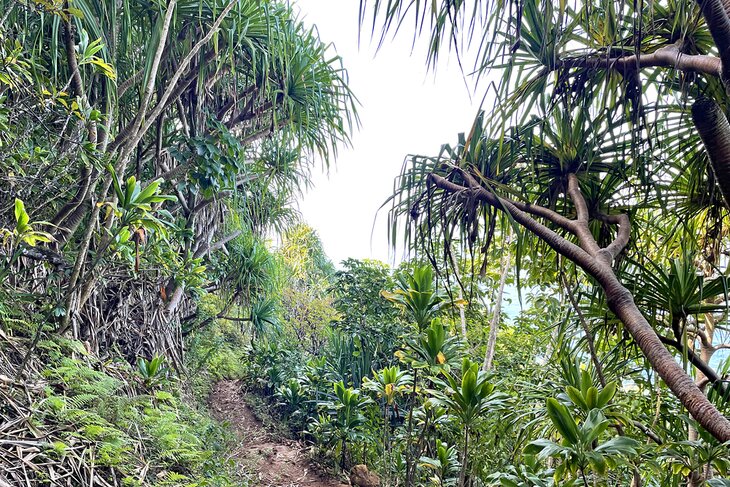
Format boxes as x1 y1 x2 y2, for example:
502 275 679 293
27 336 249 487
238 389 293 440
185 305 293 436
185 297 250 402
185 309 300 442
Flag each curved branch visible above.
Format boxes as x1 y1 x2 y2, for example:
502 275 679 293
558 43 721 78
427 172 730 442
595 212 632 260
454 168 579 234
567 173 590 222
567 173 603 257
429 173 600 274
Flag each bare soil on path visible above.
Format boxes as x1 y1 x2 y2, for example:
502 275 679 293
209 380 348 487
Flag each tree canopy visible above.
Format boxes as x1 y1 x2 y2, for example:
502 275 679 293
7 0 730 486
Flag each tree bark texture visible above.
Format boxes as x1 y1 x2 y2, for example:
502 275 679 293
692 98 730 209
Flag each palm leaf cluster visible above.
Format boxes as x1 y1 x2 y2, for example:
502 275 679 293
369 0 730 447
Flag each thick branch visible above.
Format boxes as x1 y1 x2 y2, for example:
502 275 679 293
429 173 600 274
559 43 721 78
596 212 631 259
238 119 288 146
193 230 242 258
152 50 219 128
567 174 590 222
697 0 730 85
566 173 603 258
427 172 730 442
218 315 251 322
62 14 84 99
455 167 579 234
118 69 143 98
49 164 91 231
217 84 257 120
8 247 68 268
226 100 275 129
658 334 728 396
692 98 730 209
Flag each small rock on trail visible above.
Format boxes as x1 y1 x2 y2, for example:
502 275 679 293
350 465 380 487
209 380 348 487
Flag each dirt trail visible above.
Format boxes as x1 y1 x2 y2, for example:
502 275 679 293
209 380 348 487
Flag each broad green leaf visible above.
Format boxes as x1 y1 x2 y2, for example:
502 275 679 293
14 199 29 230
546 398 579 445
565 386 588 411
596 382 617 408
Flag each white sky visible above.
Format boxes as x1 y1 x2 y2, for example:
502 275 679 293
294 1 480 267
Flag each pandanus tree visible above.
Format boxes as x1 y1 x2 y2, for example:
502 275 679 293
362 0 730 443
0 0 355 362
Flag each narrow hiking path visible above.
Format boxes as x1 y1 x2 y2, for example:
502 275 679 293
209 380 348 487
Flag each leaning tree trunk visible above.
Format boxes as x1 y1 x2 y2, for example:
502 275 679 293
601 271 730 441
427 171 730 442
692 98 730 209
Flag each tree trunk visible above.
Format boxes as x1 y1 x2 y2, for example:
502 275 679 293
601 272 730 441
692 98 730 210
483 248 510 371
404 368 419 486
428 171 730 442
696 0 730 86
630 470 642 487
688 312 717 484
459 426 468 487
458 291 467 340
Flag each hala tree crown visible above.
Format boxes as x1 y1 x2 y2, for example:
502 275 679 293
367 0 730 442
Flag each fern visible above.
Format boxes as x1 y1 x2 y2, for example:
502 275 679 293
29 337 244 485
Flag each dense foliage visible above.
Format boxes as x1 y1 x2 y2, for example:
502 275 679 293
5 0 730 486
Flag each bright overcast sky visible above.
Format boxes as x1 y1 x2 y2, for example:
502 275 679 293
293 1 480 267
